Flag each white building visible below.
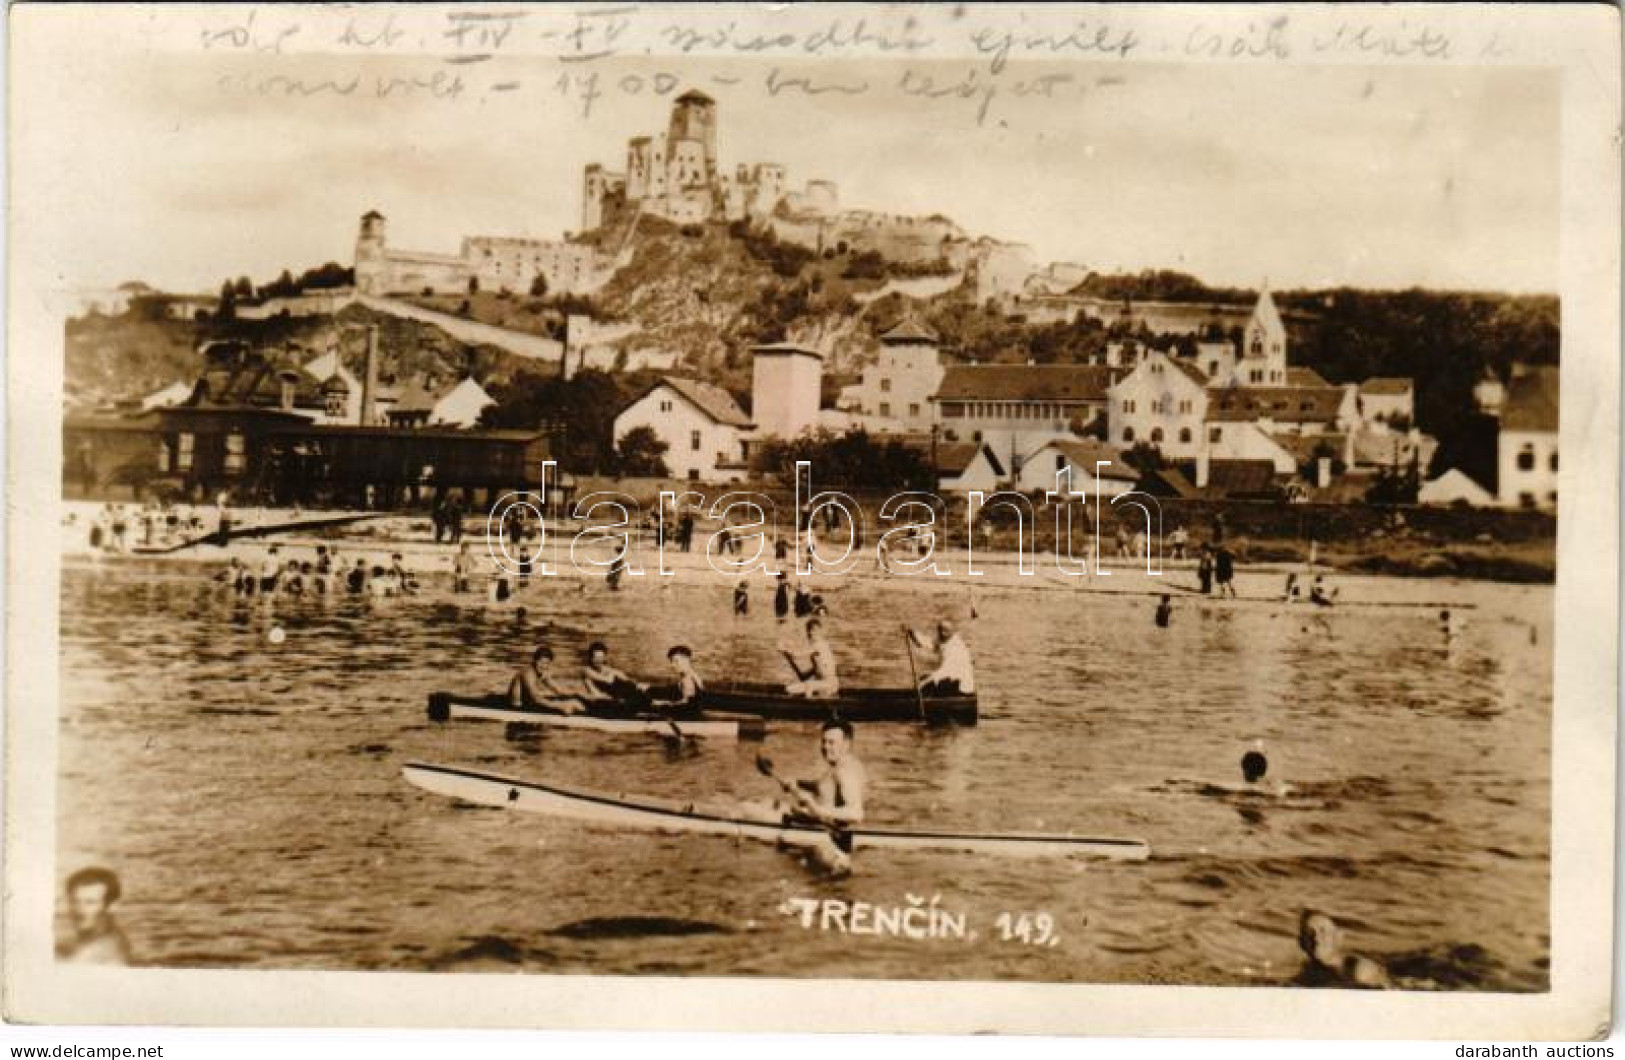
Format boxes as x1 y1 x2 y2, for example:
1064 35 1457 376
750 343 823 441
1230 287 1290 386
1496 365 1559 510
839 318 945 434
614 376 753 482
1014 438 1137 495
1357 377 1416 426
1107 350 1208 459
386 376 496 429
1419 469 1496 507
931 363 1121 454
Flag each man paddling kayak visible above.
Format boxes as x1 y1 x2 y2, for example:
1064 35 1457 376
747 720 867 873
509 646 585 713
912 620 976 696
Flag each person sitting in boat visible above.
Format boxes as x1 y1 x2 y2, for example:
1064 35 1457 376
509 645 585 714
785 719 866 828
1292 910 1391 989
784 618 840 698
648 645 703 711
913 620 976 697
581 642 649 708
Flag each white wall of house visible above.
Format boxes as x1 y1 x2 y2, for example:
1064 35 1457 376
1204 421 1298 474
1014 445 1138 496
1107 353 1207 459
939 446 1006 493
1360 389 1414 425
751 348 822 440
1497 428 1558 510
429 378 496 428
845 344 943 433
615 385 746 482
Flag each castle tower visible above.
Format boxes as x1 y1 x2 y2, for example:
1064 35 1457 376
667 90 718 185
355 210 387 295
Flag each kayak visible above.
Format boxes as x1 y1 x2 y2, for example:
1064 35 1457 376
427 692 765 741
401 761 1150 860
696 682 977 725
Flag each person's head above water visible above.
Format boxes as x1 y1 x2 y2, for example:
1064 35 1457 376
1241 749 1269 783
65 867 121 934
1298 909 1343 963
587 641 609 664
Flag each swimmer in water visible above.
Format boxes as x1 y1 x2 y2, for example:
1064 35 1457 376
1155 594 1173 628
1292 910 1392 989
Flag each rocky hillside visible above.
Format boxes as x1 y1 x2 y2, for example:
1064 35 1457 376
65 302 549 409
587 216 973 388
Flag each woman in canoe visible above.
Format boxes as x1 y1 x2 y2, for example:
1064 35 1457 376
509 645 585 713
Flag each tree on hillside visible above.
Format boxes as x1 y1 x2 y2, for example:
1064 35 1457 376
529 272 549 298
232 277 254 298
217 280 237 321
614 426 670 477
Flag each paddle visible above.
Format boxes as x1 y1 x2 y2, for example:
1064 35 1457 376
902 626 927 723
754 754 853 854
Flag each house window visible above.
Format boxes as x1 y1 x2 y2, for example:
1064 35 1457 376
1207 361 1219 376
1122 427 1135 442
1150 427 1164 443
1250 370 1263 383
1179 400 1192 414
224 432 246 473
1300 401 1314 412
880 403 892 417
659 399 673 413
1519 492 1536 509
1209 427 1222 443
1123 399 1136 414
1151 362 1163 374
176 432 195 471
325 391 345 418
1055 454 1066 470
1517 444 1535 471
1550 451 1559 472
1179 428 1192 443
691 430 702 451
880 378 892 393
909 403 920 417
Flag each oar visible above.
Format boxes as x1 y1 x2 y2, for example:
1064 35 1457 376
754 754 853 854
902 626 927 723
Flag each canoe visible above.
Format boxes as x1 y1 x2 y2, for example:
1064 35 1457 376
696 682 977 725
401 761 1149 860
427 692 764 741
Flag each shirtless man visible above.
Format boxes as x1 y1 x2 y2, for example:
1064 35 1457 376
760 721 867 873
784 618 839 698
581 642 647 707
508 645 585 713
57 867 132 965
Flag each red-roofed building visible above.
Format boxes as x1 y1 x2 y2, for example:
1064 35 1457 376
931 363 1122 451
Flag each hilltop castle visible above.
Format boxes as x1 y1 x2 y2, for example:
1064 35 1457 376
581 89 840 231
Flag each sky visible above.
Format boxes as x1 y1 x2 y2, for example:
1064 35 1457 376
25 40 1559 296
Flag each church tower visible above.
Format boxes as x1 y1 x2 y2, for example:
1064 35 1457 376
1238 286 1288 385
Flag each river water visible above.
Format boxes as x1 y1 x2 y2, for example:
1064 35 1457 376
58 560 1551 988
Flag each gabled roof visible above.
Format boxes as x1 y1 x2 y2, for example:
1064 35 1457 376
1206 459 1280 497
752 342 823 360
880 316 939 345
191 350 324 411
390 376 454 415
934 364 1120 403
1029 438 1130 475
1286 366 1330 387
934 442 980 475
1502 365 1559 432
655 376 752 427
1205 385 1345 424
1361 376 1413 396
1248 288 1285 336
1267 431 1347 464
